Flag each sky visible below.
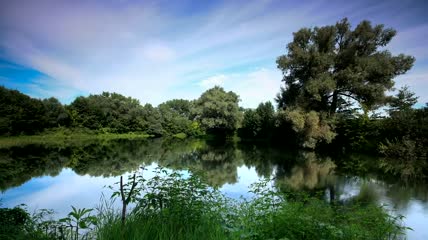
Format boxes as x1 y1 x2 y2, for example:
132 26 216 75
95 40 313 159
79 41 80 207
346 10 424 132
0 0 427 108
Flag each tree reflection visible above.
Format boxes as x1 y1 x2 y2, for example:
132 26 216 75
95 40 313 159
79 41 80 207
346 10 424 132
2 139 428 214
1 138 244 190
0 145 68 191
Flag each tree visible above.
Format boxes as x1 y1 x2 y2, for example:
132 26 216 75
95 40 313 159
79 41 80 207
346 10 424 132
255 102 275 137
239 101 275 139
67 92 146 133
388 85 418 113
0 86 46 135
276 18 414 115
140 104 164 136
159 99 193 119
157 99 203 136
276 108 336 149
239 109 261 138
42 97 69 128
193 86 242 136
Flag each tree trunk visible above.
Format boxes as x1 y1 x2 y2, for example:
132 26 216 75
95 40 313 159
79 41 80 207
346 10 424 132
120 176 126 226
330 90 338 115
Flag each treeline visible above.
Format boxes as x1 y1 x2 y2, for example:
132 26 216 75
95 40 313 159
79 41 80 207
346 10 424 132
0 86 241 137
1 18 427 179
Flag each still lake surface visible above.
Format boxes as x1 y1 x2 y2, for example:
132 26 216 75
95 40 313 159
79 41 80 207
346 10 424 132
1 138 427 239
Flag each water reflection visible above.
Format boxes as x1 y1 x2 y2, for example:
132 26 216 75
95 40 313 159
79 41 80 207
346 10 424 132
1 138 428 239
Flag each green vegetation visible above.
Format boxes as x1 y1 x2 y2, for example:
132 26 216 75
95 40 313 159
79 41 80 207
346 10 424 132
192 86 242 136
0 129 150 148
1 17 427 239
0 86 239 139
1 168 407 240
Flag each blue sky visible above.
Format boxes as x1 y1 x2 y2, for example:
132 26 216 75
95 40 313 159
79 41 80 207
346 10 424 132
0 0 427 108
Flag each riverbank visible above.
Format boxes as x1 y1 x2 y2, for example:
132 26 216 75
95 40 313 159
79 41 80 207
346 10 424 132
0 130 151 148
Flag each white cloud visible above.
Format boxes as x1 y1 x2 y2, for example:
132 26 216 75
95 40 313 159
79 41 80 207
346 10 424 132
195 68 282 108
225 68 282 108
140 42 176 62
0 0 426 106
198 74 227 89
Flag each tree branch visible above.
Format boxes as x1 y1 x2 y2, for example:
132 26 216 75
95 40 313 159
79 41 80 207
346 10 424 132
120 176 125 203
338 92 359 102
125 174 137 204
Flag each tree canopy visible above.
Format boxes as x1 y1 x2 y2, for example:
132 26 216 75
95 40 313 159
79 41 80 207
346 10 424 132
388 85 418 113
276 18 414 114
239 102 275 139
193 86 242 136
0 86 52 135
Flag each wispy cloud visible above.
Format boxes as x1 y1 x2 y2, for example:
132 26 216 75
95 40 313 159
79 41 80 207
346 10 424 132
198 74 227 89
0 0 427 106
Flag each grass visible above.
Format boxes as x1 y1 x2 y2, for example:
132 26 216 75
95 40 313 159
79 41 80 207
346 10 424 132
0 129 151 148
1 167 408 240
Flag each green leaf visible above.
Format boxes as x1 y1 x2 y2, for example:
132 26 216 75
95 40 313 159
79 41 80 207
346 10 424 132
78 221 87 229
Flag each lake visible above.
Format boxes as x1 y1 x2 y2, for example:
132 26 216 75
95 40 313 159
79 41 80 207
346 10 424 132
1 138 427 239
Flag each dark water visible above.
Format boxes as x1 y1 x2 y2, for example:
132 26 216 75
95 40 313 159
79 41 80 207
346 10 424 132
1 138 427 239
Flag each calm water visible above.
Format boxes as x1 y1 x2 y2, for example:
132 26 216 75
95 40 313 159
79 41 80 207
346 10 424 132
1 138 427 239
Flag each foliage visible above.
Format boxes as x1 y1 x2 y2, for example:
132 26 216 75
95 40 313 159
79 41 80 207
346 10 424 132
239 109 261 138
376 91 428 180
276 18 414 114
273 18 414 149
97 167 230 240
388 85 418 113
0 86 243 138
379 137 427 180
0 206 61 240
158 99 203 137
276 108 336 148
193 86 242 136
68 92 146 133
239 102 275 139
1 166 407 240
0 86 47 135
0 206 31 240
234 179 407 240
59 206 97 240
42 97 69 128
334 113 381 152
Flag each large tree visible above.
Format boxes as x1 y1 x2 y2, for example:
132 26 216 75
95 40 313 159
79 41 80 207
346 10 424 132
276 18 414 115
193 86 242 136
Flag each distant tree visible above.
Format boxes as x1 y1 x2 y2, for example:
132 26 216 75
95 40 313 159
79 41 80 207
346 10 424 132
158 100 193 136
140 104 164 136
388 85 418 113
42 97 69 128
276 18 415 114
239 109 261 138
255 102 275 137
0 86 46 135
67 92 146 132
159 99 193 118
193 86 242 136
239 101 275 139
